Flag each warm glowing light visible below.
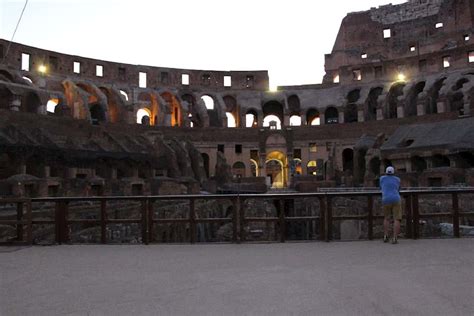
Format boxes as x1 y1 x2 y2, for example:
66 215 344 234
46 98 59 113
38 65 47 73
269 85 278 92
397 73 406 81
136 108 151 124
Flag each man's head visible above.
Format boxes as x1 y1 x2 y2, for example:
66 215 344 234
386 166 395 175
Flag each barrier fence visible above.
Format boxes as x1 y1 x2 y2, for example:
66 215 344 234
1 189 473 245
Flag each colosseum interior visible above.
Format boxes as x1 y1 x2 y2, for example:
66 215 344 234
1 0 474 197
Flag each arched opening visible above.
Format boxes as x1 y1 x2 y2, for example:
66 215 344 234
245 109 258 128
23 92 41 113
287 95 301 115
457 152 474 168
226 113 237 127
46 98 59 113
427 77 446 114
161 92 182 127
292 158 302 175
307 160 318 176
90 103 106 125
344 104 358 123
137 108 151 125
342 148 354 175
366 87 383 121
406 81 426 117
224 95 239 127
325 107 338 124
449 92 465 115
232 161 246 178
289 115 301 126
306 108 320 125
250 159 258 176
201 95 214 110
265 151 287 188
99 87 123 124
263 115 281 130
383 159 393 170
201 153 210 178
411 156 427 173
263 101 284 129
432 154 450 168
386 83 405 119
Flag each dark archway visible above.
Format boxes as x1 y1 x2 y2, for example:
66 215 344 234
411 156 427 173
325 106 338 124
90 103 106 125
342 148 354 174
366 87 383 121
427 77 446 114
201 153 210 178
306 108 320 125
24 92 41 113
287 95 301 114
432 154 450 168
386 83 405 119
406 81 425 117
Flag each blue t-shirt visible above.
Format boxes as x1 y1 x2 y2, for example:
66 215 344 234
380 175 401 205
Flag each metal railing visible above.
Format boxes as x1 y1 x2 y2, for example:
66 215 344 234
1 188 473 245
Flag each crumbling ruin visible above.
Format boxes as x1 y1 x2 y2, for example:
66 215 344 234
0 0 473 197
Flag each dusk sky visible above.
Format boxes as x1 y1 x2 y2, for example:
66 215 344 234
1 0 406 88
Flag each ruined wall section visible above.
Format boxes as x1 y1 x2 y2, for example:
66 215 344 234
324 0 474 85
0 39 269 91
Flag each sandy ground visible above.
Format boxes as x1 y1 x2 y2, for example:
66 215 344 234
1 239 473 316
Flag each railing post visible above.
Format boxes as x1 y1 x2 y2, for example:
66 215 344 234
279 199 285 243
326 195 332 242
26 200 32 244
240 198 246 243
404 194 413 239
148 199 155 243
412 193 419 239
141 200 149 245
367 195 373 240
100 200 107 244
318 196 326 241
189 199 196 244
452 193 460 238
232 197 239 243
55 201 68 244
16 201 24 241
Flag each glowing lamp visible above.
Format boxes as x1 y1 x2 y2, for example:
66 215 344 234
38 65 47 74
397 73 406 82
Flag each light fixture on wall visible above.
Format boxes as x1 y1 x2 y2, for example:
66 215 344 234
397 73 406 82
38 64 47 74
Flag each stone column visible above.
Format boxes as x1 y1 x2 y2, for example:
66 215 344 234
319 113 325 125
338 112 344 124
397 106 404 118
437 101 446 113
357 110 364 122
44 166 51 178
417 103 425 116
258 153 266 178
376 108 384 120
283 114 289 127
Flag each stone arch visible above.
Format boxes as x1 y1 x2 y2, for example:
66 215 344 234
99 87 124 123
287 94 301 115
448 78 470 114
265 150 287 188
307 160 318 176
223 95 239 127
342 148 354 175
325 106 339 124
263 100 284 129
406 81 425 117
23 91 41 113
432 154 450 168
232 161 246 178
344 89 360 123
365 87 383 121
306 108 320 125
426 77 446 114
385 82 405 119
76 82 108 124
411 156 427 173
200 94 220 127
137 91 160 126
0 70 15 83
161 91 182 127
245 108 259 128
137 108 152 125
201 153 210 178
369 157 381 176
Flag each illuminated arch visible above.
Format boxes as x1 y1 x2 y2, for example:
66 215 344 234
265 151 288 188
161 92 182 127
137 108 151 125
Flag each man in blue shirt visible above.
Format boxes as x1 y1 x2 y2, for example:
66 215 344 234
380 166 401 244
